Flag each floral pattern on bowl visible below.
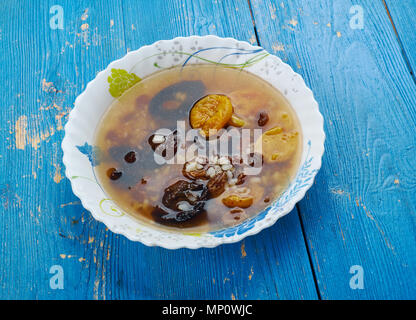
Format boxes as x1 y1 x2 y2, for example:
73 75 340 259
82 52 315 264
62 35 325 249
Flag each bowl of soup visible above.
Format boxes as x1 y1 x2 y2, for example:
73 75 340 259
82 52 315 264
62 35 325 249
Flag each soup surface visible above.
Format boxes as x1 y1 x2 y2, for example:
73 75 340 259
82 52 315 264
95 64 302 232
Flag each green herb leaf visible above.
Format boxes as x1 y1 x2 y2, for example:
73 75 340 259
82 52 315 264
107 68 141 98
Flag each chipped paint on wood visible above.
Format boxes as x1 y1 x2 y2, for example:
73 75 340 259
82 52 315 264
241 241 247 258
15 115 27 150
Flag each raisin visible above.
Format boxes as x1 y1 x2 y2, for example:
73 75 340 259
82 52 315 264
149 131 178 161
107 168 122 180
247 152 264 168
257 111 269 126
236 173 246 185
124 151 136 163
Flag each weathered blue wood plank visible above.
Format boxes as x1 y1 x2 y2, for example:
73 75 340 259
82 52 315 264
250 0 416 299
384 0 416 82
0 0 318 299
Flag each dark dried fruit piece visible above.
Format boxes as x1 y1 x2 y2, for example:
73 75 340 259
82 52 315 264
206 172 228 198
247 152 264 168
236 173 246 185
124 151 136 163
107 168 122 180
149 131 178 161
162 180 208 208
149 81 206 119
257 111 269 126
152 180 209 224
182 167 208 180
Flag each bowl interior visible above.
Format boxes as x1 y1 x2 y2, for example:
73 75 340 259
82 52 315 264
62 36 324 248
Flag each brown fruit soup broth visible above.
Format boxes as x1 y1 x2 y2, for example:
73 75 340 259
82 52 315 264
95 64 302 232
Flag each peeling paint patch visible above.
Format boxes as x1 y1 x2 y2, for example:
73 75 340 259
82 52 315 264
241 242 247 258
42 79 56 92
289 18 298 27
330 188 345 195
336 31 342 38
81 23 89 31
248 266 254 280
356 197 395 252
81 8 89 21
53 164 63 184
269 4 277 20
272 42 285 52
15 115 27 150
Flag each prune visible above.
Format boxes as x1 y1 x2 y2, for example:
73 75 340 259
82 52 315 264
152 180 209 223
149 81 206 119
162 180 208 208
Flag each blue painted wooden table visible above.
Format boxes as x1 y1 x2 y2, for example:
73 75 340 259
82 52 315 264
0 0 415 300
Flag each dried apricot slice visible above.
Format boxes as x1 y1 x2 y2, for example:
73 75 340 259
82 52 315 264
222 194 254 208
228 114 246 127
190 94 233 137
255 128 299 163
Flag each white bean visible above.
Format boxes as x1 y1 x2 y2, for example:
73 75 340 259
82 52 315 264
152 134 165 144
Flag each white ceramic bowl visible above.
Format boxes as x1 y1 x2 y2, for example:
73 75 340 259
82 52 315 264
62 35 325 249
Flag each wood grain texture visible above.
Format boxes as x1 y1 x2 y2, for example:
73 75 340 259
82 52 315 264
0 0 318 299
250 0 416 299
384 0 416 82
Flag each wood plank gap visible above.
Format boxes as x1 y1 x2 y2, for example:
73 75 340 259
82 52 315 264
246 0 260 45
382 0 416 85
296 203 322 300
247 0 321 300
